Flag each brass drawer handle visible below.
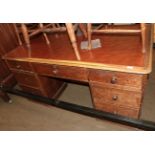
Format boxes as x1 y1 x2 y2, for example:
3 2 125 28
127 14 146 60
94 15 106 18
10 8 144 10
111 76 117 84
112 95 118 101
53 69 58 74
16 65 21 69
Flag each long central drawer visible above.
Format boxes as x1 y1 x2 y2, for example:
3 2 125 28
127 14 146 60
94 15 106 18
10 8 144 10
32 63 89 82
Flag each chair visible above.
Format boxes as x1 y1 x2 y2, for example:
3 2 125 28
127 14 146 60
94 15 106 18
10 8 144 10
14 23 87 60
15 23 54 47
87 23 146 53
65 23 81 60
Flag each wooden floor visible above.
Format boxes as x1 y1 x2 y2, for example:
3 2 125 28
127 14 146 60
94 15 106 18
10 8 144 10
7 29 144 67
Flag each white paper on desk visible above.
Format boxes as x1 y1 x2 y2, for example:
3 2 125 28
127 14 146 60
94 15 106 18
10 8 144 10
80 39 102 50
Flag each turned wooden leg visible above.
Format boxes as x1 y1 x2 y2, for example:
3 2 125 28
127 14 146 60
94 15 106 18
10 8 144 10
79 23 87 38
51 23 59 38
21 23 30 47
56 23 61 28
140 23 146 53
0 90 11 103
87 23 92 50
65 23 81 60
13 24 22 45
39 23 50 44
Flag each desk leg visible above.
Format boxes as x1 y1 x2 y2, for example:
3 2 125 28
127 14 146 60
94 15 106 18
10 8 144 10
0 90 11 103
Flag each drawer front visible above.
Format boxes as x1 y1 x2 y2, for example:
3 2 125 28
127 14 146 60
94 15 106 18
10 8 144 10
12 71 39 88
32 63 88 82
94 100 139 118
7 60 33 71
20 85 45 96
90 83 142 108
89 69 143 89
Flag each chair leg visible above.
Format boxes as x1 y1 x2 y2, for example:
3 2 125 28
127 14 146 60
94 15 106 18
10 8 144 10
56 23 61 28
39 23 50 44
51 24 59 38
13 24 22 45
65 23 81 60
87 23 92 50
79 23 87 38
140 23 146 53
21 24 30 47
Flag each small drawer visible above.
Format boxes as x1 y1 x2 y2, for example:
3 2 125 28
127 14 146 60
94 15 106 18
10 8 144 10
12 71 39 88
90 83 142 109
7 60 33 71
32 63 88 82
51 65 88 82
89 69 144 89
20 85 44 96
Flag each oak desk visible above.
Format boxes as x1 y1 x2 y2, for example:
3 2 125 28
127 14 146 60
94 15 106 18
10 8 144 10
3 24 153 119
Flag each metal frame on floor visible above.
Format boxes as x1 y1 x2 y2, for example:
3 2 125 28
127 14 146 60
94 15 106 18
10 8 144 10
1 86 155 131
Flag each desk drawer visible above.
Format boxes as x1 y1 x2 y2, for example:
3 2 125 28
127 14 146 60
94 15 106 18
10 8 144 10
12 71 39 88
20 85 44 96
89 69 144 89
94 100 139 118
90 83 142 109
7 60 33 71
32 63 88 82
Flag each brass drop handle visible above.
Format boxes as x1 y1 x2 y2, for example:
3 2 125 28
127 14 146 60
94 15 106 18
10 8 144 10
16 65 21 69
112 95 118 101
111 76 117 84
53 69 58 74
